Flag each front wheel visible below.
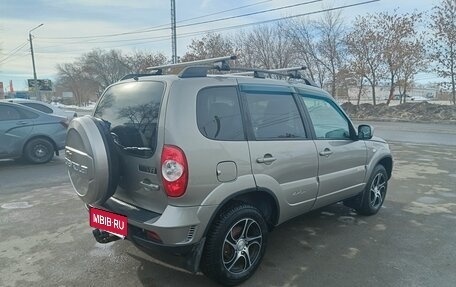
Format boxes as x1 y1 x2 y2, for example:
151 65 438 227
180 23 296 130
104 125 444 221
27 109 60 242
24 138 54 164
201 204 268 286
356 165 388 215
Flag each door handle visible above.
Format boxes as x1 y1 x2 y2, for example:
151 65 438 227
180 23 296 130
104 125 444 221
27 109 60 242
140 179 160 191
16 121 28 125
319 148 333 157
256 155 276 164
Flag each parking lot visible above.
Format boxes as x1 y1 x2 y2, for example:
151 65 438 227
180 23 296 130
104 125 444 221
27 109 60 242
1 121 455 287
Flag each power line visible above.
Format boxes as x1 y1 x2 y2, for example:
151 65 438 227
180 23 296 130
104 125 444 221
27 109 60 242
0 41 29 64
34 0 320 51
171 0 379 38
38 0 320 42
0 52 31 66
172 0 274 24
38 0 275 41
176 0 321 29
36 1 379 55
35 0 322 50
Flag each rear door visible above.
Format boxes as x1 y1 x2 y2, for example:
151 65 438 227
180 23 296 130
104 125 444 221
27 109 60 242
93 80 167 213
298 93 367 209
0 104 35 158
239 83 319 223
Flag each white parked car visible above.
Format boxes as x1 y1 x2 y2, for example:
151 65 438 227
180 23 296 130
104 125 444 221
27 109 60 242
410 96 428 102
2 99 77 121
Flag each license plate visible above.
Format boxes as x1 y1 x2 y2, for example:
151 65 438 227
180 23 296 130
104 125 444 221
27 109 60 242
89 207 128 238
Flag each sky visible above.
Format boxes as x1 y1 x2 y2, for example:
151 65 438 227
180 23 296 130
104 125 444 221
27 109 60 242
0 0 439 91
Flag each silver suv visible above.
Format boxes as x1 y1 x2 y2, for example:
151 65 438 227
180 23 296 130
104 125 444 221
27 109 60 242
65 56 392 286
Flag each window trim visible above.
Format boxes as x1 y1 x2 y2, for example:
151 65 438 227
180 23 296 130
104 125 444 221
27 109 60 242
240 88 310 141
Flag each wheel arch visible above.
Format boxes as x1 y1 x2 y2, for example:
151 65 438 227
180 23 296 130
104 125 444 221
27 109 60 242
202 188 280 238
23 135 58 155
376 156 393 180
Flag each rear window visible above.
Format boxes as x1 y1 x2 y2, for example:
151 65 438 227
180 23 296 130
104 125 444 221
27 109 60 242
94 81 165 157
0 105 21 120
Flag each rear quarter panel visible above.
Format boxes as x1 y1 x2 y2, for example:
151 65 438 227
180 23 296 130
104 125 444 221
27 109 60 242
164 77 255 207
31 116 67 150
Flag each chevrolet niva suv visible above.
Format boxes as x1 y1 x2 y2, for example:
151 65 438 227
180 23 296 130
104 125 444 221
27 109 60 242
65 56 392 286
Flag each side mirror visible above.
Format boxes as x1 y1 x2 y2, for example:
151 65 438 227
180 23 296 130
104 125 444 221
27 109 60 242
358 124 373 140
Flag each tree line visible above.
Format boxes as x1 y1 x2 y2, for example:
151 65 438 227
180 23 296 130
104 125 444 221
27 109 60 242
56 0 456 105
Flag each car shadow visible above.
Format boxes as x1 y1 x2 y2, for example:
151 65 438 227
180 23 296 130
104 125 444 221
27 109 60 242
129 252 216 287
128 202 389 287
0 154 64 169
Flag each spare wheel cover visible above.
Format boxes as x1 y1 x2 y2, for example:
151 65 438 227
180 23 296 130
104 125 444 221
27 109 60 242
65 115 119 205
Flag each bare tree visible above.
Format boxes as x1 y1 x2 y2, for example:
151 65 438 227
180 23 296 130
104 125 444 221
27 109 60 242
235 23 296 70
284 11 346 97
55 49 165 105
181 33 235 62
282 19 326 86
374 11 423 105
55 63 98 106
346 15 385 105
429 0 456 105
125 51 168 73
80 49 130 94
397 39 427 103
345 51 369 105
314 10 347 97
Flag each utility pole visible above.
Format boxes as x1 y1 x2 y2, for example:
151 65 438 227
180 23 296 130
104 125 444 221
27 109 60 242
29 23 43 101
171 0 177 64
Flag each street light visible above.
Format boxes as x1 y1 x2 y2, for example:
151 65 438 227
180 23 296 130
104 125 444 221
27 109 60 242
29 23 44 101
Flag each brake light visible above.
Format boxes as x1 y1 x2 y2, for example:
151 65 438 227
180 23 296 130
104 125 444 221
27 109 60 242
60 120 69 129
161 145 188 197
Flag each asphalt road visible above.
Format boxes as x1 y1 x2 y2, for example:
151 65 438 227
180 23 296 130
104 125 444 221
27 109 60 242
0 121 455 287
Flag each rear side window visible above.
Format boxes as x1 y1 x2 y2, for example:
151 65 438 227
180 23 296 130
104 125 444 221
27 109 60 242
94 81 165 157
196 86 244 141
244 92 306 140
0 105 21 121
22 103 53 114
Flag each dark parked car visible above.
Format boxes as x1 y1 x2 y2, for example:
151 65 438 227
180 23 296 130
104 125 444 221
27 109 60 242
0 102 67 163
3 99 77 121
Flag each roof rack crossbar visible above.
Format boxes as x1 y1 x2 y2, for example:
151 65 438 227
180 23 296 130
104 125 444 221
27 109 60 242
177 60 232 78
229 67 307 79
120 72 162 81
147 55 237 72
229 66 320 87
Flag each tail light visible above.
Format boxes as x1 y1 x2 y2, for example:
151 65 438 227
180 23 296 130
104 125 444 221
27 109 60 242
161 145 188 197
60 119 69 129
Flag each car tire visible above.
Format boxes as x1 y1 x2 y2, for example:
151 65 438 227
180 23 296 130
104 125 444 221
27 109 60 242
201 203 268 286
24 138 54 164
352 165 388 215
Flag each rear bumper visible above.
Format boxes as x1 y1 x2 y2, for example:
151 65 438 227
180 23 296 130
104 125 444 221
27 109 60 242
92 197 216 245
127 225 206 273
88 197 217 272
91 226 205 273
